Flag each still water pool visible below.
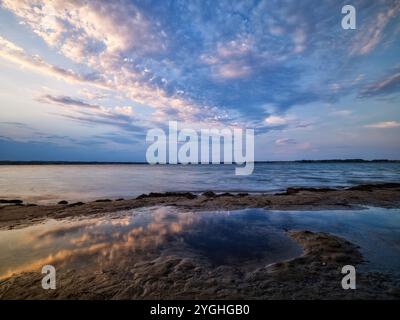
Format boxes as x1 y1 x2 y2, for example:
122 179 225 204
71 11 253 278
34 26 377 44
0 207 399 280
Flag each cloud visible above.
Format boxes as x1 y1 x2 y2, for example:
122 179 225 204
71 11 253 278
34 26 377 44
78 88 108 100
1 0 165 58
9 0 234 126
275 138 297 145
331 110 352 116
365 121 400 129
0 3 212 125
359 71 400 98
292 28 307 54
0 0 330 128
0 121 77 145
0 136 143 161
201 36 257 80
0 118 141 153
96 132 140 145
0 36 107 89
1 0 399 138
37 94 144 135
213 62 253 80
265 115 289 126
350 2 400 56
0 121 33 130
38 95 101 110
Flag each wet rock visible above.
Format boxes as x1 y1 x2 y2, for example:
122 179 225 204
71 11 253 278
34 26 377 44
347 183 400 191
237 192 249 197
136 192 196 200
216 192 234 197
68 202 85 207
95 199 112 202
115 198 124 201
202 191 216 197
58 200 68 205
277 187 334 195
179 192 197 200
275 189 296 196
387 287 400 298
0 199 23 204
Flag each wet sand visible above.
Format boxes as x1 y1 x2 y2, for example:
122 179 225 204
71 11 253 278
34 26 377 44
1 183 399 299
1 183 400 230
0 230 398 299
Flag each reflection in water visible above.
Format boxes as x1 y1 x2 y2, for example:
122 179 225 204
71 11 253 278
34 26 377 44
0 207 302 279
0 208 196 279
0 207 399 282
182 215 300 266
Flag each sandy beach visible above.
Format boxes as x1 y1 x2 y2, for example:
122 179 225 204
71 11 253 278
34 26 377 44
1 183 400 299
1 229 398 300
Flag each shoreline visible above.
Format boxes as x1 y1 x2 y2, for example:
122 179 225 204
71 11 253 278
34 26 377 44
1 183 400 230
1 159 400 165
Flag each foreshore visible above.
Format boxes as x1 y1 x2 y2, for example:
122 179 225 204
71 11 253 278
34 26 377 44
1 183 400 230
0 229 398 299
1 183 400 299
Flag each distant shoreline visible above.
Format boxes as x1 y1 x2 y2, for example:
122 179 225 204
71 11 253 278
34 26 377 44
1 159 400 165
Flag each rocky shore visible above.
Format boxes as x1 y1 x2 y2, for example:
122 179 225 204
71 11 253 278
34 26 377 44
1 183 400 230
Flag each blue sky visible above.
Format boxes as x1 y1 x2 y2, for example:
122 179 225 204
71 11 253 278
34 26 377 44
0 0 399 161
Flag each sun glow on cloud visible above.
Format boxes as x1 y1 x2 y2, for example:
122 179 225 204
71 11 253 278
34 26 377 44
365 121 400 129
0 0 399 160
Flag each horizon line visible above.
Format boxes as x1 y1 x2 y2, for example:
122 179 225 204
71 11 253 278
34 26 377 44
1 159 399 165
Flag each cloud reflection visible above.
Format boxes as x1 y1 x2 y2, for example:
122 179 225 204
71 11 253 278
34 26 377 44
0 207 198 279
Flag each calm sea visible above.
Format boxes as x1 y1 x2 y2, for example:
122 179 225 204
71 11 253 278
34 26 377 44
0 162 399 204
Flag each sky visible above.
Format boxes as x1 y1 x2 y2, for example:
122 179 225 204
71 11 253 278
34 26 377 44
0 0 399 161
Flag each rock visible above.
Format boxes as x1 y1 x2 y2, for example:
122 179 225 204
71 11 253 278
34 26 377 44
237 192 249 197
387 287 400 298
277 187 334 195
116 198 124 201
68 202 85 207
347 183 400 191
136 192 196 200
202 191 216 197
216 192 234 197
0 199 23 204
58 200 68 205
95 199 112 202
182 192 197 199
